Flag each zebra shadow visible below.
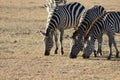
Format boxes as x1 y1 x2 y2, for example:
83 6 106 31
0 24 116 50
88 56 120 61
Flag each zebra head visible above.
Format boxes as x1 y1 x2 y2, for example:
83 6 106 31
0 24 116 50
40 29 54 56
82 36 94 58
69 31 84 58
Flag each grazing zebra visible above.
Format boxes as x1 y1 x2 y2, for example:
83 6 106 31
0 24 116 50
40 2 85 56
83 12 120 60
46 0 67 12
69 5 106 58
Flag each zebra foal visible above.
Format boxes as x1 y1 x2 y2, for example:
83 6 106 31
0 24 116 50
83 12 120 60
69 5 106 58
40 2 85 56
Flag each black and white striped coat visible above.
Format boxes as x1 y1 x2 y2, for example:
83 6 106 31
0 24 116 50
83 12 120 60
69 5 106 58
41 2 85 56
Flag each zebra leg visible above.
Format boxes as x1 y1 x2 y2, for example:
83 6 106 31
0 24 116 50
54 31 58 54
112 36 119 58
107 33 113 60
93 49 97 57
93 35 103 57
60 30 64 55
97 35 103 56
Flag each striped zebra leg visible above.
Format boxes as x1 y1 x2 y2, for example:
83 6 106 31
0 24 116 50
54 31 59 54
60 30 64 55
113 38 119 58
107 32 119 60
97 35 103 56
92 34 103 57
111 34 119 58
107 32 114 60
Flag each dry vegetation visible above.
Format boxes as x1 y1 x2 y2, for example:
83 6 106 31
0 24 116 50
0 0 120 80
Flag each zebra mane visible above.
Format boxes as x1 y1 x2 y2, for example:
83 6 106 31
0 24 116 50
79 10 87 25
84 11 116 39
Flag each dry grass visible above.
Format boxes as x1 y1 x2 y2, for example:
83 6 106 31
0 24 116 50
0 0 120 80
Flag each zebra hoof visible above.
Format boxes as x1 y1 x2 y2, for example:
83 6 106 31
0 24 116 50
100 53 103 56
94 52 97 57
116 55 119 58
116 52 119 58
107 56 111 60
97 49 102 56
54 50 58 54
61 51 64 55
54 48 58 54
44 50 50 56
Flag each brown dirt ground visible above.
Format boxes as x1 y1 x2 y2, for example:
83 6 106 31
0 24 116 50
0 0 120 80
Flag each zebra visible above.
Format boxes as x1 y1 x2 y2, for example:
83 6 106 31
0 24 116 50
83 12 120 60
46 0 67 12
40 2 85 56
69 5 106 58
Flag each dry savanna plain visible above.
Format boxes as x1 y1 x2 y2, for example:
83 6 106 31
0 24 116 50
0 0 120 80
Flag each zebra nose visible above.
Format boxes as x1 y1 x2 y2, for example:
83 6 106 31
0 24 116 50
69 53 77 59
44 50 50 56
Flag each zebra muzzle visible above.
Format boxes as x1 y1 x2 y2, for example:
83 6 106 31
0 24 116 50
69 53 77 59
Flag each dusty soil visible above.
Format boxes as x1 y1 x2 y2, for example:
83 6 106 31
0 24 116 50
0 0 120 80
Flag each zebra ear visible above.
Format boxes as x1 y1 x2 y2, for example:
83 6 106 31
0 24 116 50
40 31 46 36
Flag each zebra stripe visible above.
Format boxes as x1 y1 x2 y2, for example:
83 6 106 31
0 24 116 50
69 5 106 58
83 12 120 60
41 2 85 56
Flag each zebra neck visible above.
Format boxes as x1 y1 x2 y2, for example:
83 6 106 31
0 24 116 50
46 27 55 37
78 24 88 35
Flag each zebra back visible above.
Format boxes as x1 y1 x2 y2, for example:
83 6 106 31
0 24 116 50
46 2 85 32
72 5 105 39
84 11 116 39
